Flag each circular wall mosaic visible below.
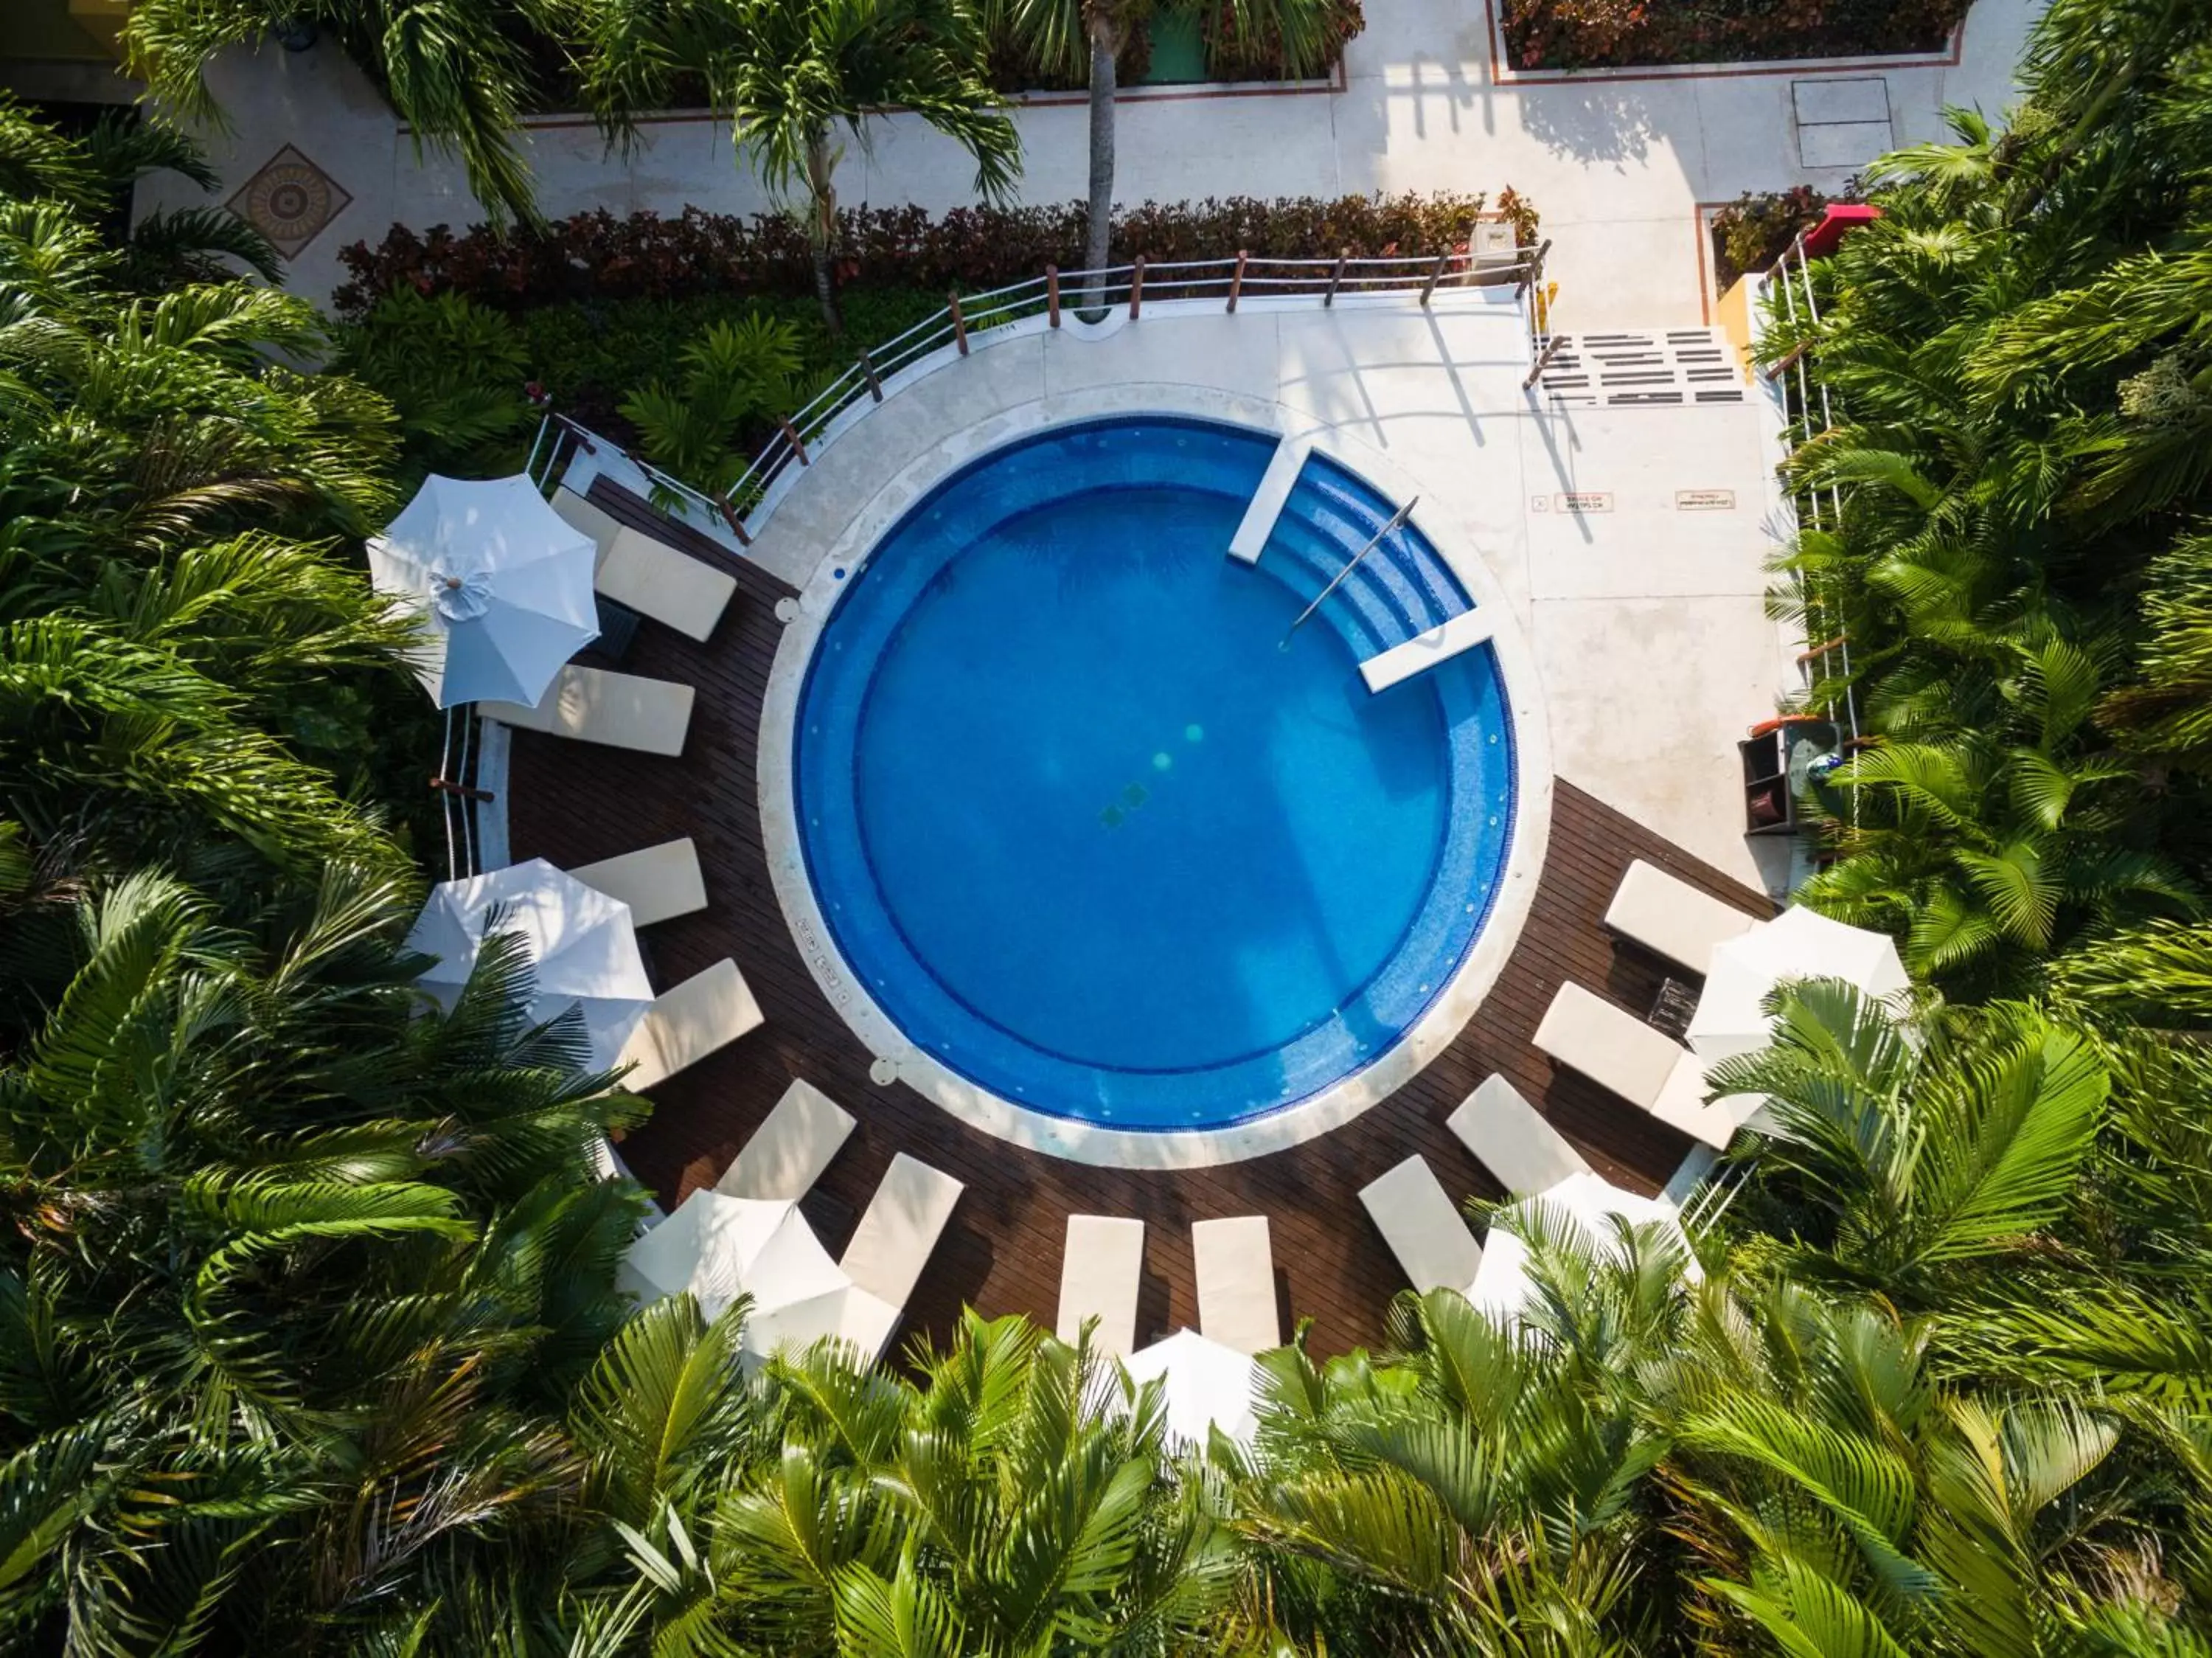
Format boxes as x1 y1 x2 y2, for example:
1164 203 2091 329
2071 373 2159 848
226 145 350 259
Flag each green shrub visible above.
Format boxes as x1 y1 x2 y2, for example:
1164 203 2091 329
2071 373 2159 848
333 288 538 481
334 193 1537 319
1503 0 1968 70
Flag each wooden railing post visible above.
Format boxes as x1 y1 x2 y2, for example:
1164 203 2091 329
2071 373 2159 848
716 496 754 546
858 348 883 403
1419 246 1452 306
779 420 810 466
1127 255 1145 319
1522 333 1565 392
948 290 970 355
1046 264 1061 327
1323 247 1349 307
1517 237 1551 301
1227 249 1248 313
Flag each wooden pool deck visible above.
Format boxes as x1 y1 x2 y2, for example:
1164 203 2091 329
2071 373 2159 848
506 482 1771 1358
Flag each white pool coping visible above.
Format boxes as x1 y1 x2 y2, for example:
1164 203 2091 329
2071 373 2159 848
758 375 1555 1170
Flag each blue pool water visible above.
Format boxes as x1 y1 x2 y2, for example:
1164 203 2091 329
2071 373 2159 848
794 417 1515 1131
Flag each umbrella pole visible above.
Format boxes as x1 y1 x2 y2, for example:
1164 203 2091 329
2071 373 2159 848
438 706 457 881
456 709 476 876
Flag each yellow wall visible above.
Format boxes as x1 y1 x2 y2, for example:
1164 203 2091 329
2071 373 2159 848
0 0 122 62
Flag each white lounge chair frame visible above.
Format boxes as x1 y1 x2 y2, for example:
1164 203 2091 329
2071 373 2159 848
1447 1075 1592 1196
1603 859 1759 977
617 958 764 1092
1359 1155 1482 1294
1056 1215 1146 1358
715 1078 855 1202
569 837 708 928
1192 1216 1280 1356
481 663 694 757
553 486 737 643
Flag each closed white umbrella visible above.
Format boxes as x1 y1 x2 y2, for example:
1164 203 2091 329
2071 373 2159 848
408 859 651 1071
369 473 599 708
619 1189 793 1316
1470 1171 1698 1325
1686 905 1910 1061
619 1191 895 1359
1122 1329 1261 1449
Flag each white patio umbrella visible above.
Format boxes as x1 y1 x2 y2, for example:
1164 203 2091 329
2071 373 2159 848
619 1191 893 1359
407 859 652 1071
1469 1171 1700 1325
1123 1329 1262 1450
369 473 599 708
1686 904 1910 1061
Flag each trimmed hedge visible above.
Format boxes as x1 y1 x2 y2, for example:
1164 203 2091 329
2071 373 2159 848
1502 0 1967 71
333 192 1541 318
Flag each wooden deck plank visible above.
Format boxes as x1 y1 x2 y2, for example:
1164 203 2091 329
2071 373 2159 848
507 482 1772 1358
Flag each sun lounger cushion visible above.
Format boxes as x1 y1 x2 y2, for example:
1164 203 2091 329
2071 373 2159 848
1359 1155 1483 1294
481 664 694 757
1192 1215 1280 1356
569 837 708 928
1603 860 1759 977
841 1153 964 1310
715 1078 856 1202
554 487 737 644
1056 1215 1145 1357
1532 982 1686 1111
1447 1075 1591 1196
617 958 764 1092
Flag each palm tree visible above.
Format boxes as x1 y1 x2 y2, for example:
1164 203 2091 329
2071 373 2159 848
992 0 1333 308
120 0 550 229
1225 1284 1675 1653
567 1310 1231 1652
0 862 650 1651
1706 981 2108 1308
568 0 1021 336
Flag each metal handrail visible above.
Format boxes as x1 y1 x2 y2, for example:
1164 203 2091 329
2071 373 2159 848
529 241 1540 554
710 243 1538 529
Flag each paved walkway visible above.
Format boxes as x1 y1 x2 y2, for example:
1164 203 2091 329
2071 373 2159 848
115 0 2037 325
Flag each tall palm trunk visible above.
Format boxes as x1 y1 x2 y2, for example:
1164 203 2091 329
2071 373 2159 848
1081 19 1118 318
805 126 843 337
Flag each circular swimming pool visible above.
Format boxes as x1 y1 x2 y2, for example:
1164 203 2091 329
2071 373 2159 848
792 415 1517 1134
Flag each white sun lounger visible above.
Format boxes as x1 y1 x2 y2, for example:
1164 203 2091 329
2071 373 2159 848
1359 1155 1483 1294
1192 1216 1280 1356
1532 981 1750 1151
1447 1075 1592 1196
480 664 694 757
568 837 708 928
1056 1215 1146 1357
554 486 737 643
1603 859 1759 977
714 1078 855 1201
616 959 764 1092
841 1153 964 1310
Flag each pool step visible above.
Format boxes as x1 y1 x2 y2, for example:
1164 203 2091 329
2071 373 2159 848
1360 609 1498 693
1228 438 1308 564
